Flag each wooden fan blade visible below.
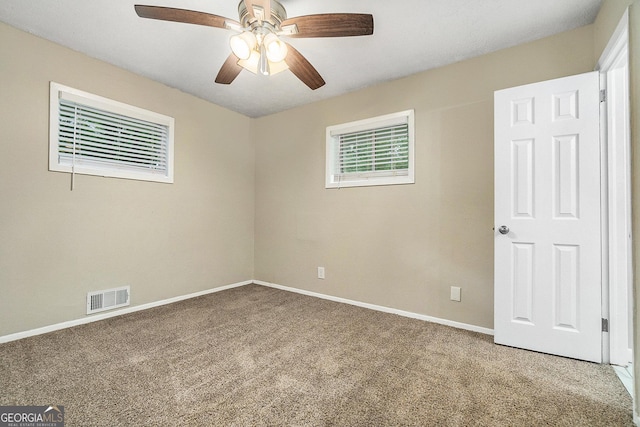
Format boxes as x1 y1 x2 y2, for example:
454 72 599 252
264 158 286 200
281 14 374 38
135 5 238 29
215 54 244 85
284 43 325 90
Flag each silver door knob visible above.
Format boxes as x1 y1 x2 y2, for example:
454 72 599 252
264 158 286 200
498 225 509 235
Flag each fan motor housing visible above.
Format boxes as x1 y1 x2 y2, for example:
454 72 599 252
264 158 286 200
238 0 287 30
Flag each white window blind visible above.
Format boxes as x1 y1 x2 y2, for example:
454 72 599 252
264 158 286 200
326 110 415 188
49 82 174 184
338 123 409 178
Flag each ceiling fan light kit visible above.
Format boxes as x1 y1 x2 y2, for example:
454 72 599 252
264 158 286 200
237 49 290 76
263 33 288 63
229 31 256 60
134 0 374 90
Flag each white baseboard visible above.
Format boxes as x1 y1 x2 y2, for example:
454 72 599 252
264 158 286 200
254 280 494 336
0 280 252 344
1 279 493 344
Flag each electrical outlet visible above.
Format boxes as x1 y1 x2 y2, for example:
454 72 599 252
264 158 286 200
450 286 461 302
317 267 325 279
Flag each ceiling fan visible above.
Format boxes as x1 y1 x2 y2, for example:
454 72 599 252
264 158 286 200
134 1 374 90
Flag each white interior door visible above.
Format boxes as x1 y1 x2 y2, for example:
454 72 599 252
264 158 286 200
494 71 602 363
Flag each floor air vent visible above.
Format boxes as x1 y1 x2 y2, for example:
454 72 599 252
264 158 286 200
87 286 130 314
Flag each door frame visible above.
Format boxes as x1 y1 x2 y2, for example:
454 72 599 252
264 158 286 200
596 8 632 368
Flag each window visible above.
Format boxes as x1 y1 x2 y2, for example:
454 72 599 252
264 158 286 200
49 82 174 184
326 110 414 188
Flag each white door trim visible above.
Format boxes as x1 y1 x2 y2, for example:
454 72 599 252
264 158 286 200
596 11 635 423
596 8 632 368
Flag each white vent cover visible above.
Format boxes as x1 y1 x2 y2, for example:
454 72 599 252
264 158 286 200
87 286 130 314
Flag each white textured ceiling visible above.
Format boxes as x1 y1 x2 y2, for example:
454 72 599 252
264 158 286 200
0 0 602 117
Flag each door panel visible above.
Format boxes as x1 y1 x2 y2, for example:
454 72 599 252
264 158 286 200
494 71 601 363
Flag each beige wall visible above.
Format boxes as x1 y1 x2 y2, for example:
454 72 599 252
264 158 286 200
0 9 609 339
254 25 595 329
0 22 255 337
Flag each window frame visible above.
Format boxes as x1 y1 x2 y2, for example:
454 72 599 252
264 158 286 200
325 109 415 189
49 82 175 184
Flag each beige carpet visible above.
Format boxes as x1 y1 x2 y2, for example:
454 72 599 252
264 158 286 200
0 284 633 426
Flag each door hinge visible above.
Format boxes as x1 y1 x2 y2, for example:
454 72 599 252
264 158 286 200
600 89 607 103
602 318 609 332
